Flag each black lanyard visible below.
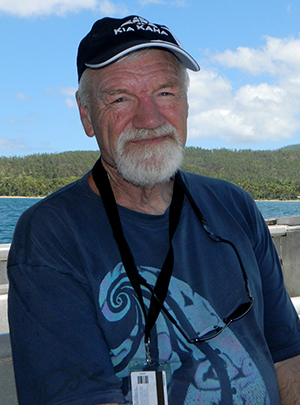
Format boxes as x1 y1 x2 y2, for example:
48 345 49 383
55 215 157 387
92 158 184 362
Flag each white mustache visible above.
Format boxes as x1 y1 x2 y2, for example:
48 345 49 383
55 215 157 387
118 123 180 143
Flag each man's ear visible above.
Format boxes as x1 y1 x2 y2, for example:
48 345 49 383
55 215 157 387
76 91 95 138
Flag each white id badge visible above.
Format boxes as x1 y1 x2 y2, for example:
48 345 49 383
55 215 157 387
131 370 169 405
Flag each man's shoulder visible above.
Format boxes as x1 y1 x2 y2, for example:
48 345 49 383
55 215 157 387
178 170 257 225
179 170 249 198
13 174 93 240
8 174 95 266
20 179 80 218
22 173 91 217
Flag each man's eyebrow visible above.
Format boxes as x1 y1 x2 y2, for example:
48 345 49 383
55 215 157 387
97 88 128 100
157 80 181 89
103 89 128 95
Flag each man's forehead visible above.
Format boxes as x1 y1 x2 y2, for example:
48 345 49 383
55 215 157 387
95 68 182 95
94 50 183 82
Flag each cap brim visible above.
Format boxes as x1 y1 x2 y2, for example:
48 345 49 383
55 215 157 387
85 40 200 72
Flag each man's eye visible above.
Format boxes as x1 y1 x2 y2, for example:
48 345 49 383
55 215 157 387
159 91 176 98
113 98 125 103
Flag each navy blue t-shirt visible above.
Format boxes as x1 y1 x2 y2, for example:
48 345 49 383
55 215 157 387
7 170 300 404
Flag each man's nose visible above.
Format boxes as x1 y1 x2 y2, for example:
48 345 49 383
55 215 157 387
132 96 165 129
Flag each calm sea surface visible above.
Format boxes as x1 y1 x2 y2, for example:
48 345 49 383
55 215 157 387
0 198 42 244
0 198 300 244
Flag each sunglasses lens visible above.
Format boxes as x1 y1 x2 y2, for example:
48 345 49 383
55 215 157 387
190 299 253 343
191 325 225 343
224 300 253 324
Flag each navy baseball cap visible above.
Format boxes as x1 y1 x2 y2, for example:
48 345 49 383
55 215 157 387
77 15 200 81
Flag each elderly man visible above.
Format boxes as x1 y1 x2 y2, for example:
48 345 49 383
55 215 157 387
7 15 300 405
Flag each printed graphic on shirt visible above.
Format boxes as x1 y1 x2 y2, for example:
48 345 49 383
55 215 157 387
99 263 270 404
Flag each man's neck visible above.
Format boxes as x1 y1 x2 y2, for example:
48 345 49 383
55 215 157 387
88 159 174 215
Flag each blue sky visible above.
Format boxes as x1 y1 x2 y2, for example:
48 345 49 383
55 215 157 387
1 0 300 156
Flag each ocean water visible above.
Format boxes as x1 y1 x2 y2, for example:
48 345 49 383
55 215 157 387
255 200 300 220
0 198 300 244
0 198 41 244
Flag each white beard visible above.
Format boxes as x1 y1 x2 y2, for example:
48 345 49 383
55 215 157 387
115 123 184 188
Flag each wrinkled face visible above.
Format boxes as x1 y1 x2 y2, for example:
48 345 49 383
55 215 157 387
78 49 189 186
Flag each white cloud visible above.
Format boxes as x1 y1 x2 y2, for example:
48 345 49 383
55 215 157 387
0 137 27 150
211 35 300 76
59 86 77 109
9 113 38 126
45 86 77 109
16 93 30 101
187 35 300 146
0 0 123 17
188 71 299 144
64 97 77 109
97 0 122 14
138 0 165 5
59 86 76 97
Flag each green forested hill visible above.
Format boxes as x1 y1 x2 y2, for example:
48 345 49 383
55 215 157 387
0 151 100 197
1 148 300 199
280 144 300 151
181 147 300 200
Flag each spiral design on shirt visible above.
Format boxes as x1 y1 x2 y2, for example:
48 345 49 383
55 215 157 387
99 262 146 322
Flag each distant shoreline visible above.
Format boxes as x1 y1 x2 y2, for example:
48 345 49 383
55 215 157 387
0 196 43 199
0 196 299 202
256 199 300 202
